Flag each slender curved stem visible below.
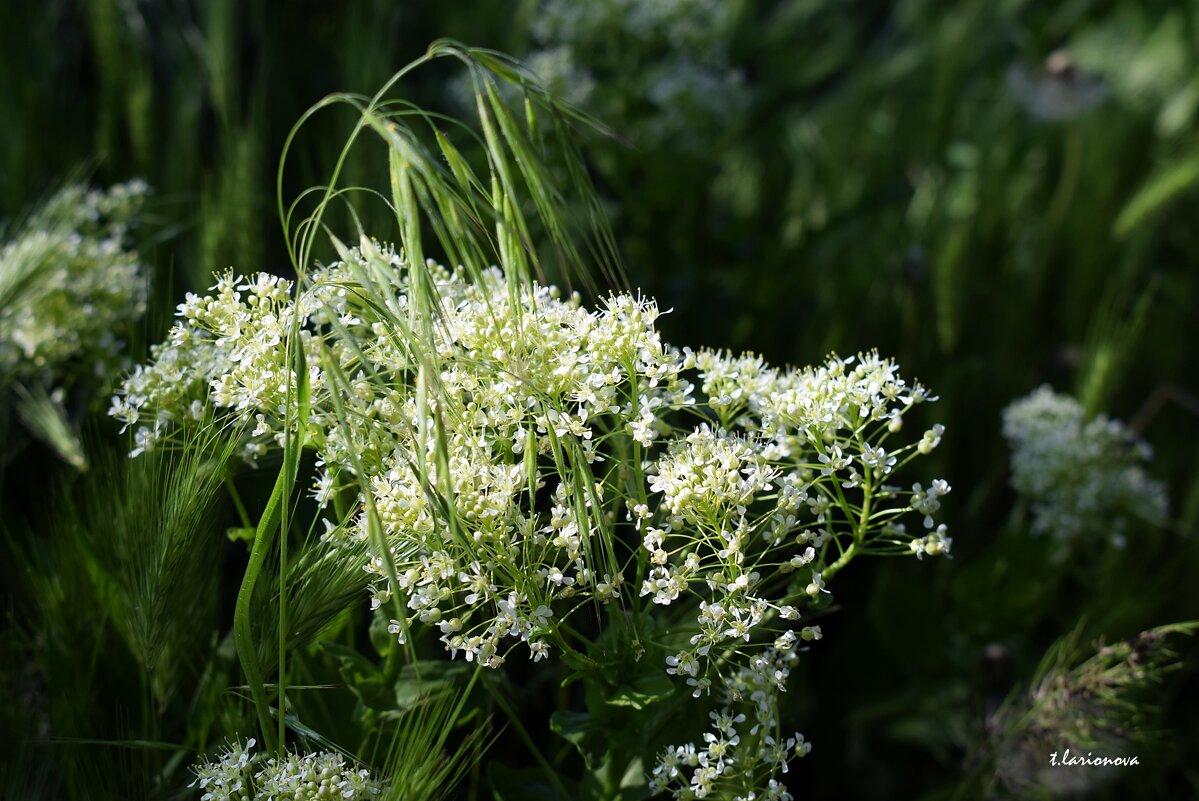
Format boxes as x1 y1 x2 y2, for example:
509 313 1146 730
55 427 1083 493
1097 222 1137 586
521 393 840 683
483 673 571 798
233 464 288 753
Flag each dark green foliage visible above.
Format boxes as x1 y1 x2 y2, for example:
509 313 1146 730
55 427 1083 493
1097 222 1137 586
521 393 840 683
3 429 245 798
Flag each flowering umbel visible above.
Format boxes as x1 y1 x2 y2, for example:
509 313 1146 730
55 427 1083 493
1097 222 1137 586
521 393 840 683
117 241 951 798
190 739 381 801
0 181 149 382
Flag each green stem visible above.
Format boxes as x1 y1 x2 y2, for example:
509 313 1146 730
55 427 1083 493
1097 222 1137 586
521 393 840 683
382 635 405 687
233 464 289 753
278 493 288 750
483 673 570 799
225 473 253 529
1047 125 1082 236
824 443 873 582
822 540 856 580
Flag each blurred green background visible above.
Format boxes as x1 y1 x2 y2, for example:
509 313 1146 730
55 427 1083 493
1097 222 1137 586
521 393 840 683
3 0 1199 798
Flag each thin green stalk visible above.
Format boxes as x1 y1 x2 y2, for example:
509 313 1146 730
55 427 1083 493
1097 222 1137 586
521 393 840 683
278 490 288 750
483 673 570 799
824 442 874 581
234 321 310 754
277 279 312 750
225 473 253 529
822 541 856 580
233 465 288 753
1047 124 1082 236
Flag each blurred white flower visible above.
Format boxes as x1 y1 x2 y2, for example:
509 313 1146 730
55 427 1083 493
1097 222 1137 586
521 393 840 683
1003 386 1167 546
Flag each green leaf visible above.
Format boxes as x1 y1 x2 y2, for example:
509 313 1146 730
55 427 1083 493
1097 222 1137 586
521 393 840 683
632 670 674 699
318 640 378 678
368 609 394 658
1114 149 1199 239
618 757 649 796
392 659 474 712
318 641 390 710
225 526 255 544
579 752 650 801
604 683 669 711
559 647 603 672
550 709 596 752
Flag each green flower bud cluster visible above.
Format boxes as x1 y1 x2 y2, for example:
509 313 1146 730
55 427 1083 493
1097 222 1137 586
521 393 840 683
190 739 381 801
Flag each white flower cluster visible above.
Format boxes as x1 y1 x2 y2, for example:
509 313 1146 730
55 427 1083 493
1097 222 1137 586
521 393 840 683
109 269 306 459
254 751 380 800
189 739 381 801
113 243 692 667
1002 386 1167 546
641 349 948 799
190 738 256 801
117 240 951 800
0 181 149 382
527 0 748 150
359 262 693 669
651 645 811 801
